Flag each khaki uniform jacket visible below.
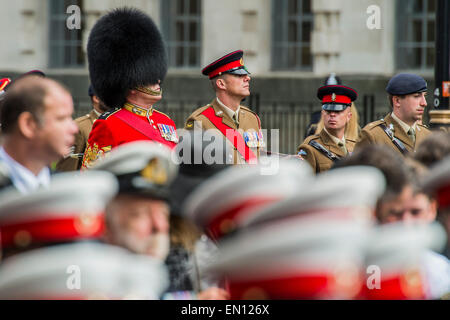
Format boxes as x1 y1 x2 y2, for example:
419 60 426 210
354 112 431 155
185 99 262 164
56 110 98 171
297 129 356 173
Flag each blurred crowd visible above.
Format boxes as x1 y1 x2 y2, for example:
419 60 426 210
0 7 449 300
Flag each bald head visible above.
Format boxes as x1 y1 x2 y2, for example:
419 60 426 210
0 76 69 134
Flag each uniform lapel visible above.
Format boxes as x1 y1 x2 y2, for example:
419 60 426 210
319 130 346 158
385 113 414 149
211 99 236 129
238 106 246 130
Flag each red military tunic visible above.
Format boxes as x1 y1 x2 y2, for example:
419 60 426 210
82 103 177 169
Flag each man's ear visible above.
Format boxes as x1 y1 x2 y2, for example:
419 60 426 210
17 111 38 139
215 77 227 90
92 95 100 104
392 96 401 109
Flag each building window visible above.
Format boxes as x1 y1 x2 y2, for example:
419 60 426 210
272 0 313 70
396 0 436 70
161 0 202 68
48 0 85 68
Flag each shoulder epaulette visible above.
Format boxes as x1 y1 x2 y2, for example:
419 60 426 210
98 108 120 120
364 118 386 130
240 105 257 115
302 134 320 144
190 104 212 118
241 106 261 128
75 113 92 124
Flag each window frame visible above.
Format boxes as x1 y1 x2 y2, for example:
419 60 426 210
395 0 436 72
271 0 314 71
161 0 202 69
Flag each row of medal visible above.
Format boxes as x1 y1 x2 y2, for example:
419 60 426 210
157 123 178 143
243 130 265 148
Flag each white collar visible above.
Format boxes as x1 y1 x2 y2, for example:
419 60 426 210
93 109 101 117
0 147 51 194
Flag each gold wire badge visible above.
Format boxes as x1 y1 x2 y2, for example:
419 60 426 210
240 58 244 66
140 158 167 184
331 93 336 102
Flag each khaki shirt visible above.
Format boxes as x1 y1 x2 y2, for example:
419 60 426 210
297 129 356 173
185 98 262 164
56 110 98 171
354 112 431 155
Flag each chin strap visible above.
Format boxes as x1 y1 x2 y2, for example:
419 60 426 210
135 86 162 96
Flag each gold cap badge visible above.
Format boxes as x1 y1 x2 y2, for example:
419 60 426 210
141 158 167 185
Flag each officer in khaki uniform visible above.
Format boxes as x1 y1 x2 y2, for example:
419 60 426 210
56 85 108 171
298 85 358 173
185 50 264 165
355 73 431 155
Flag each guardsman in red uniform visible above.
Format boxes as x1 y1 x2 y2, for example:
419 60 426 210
185 50 264 165
82 8 177 169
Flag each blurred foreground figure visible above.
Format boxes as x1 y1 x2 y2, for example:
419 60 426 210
167 130 234 299
82 8 177 169
333 145 413 223
92 141 177 261
204 166 385 299
414 131 450 168
422 157 450 298
334 146 449 299
0 76 78 193
183 157 313 241
0 171 168 299
94 140 227 299
197 162 446 300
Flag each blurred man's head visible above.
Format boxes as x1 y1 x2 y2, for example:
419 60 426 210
91 141 178 260
377 157 436 225
0 76 78 169
414 131 450 168
105 194 170 260
333 145 413 223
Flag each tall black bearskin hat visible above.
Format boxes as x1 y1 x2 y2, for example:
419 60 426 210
87 7 167 109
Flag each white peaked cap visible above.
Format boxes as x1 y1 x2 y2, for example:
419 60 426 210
241 166 386 228
91 141 178 198
182 158 313 239
0 171 118 249
91 141 177 179
0 242 168 299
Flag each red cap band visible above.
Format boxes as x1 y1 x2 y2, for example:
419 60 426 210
437 185 450 209
208 60 243 79
206 197 280 239
0 214 104 249
322 94 352 105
